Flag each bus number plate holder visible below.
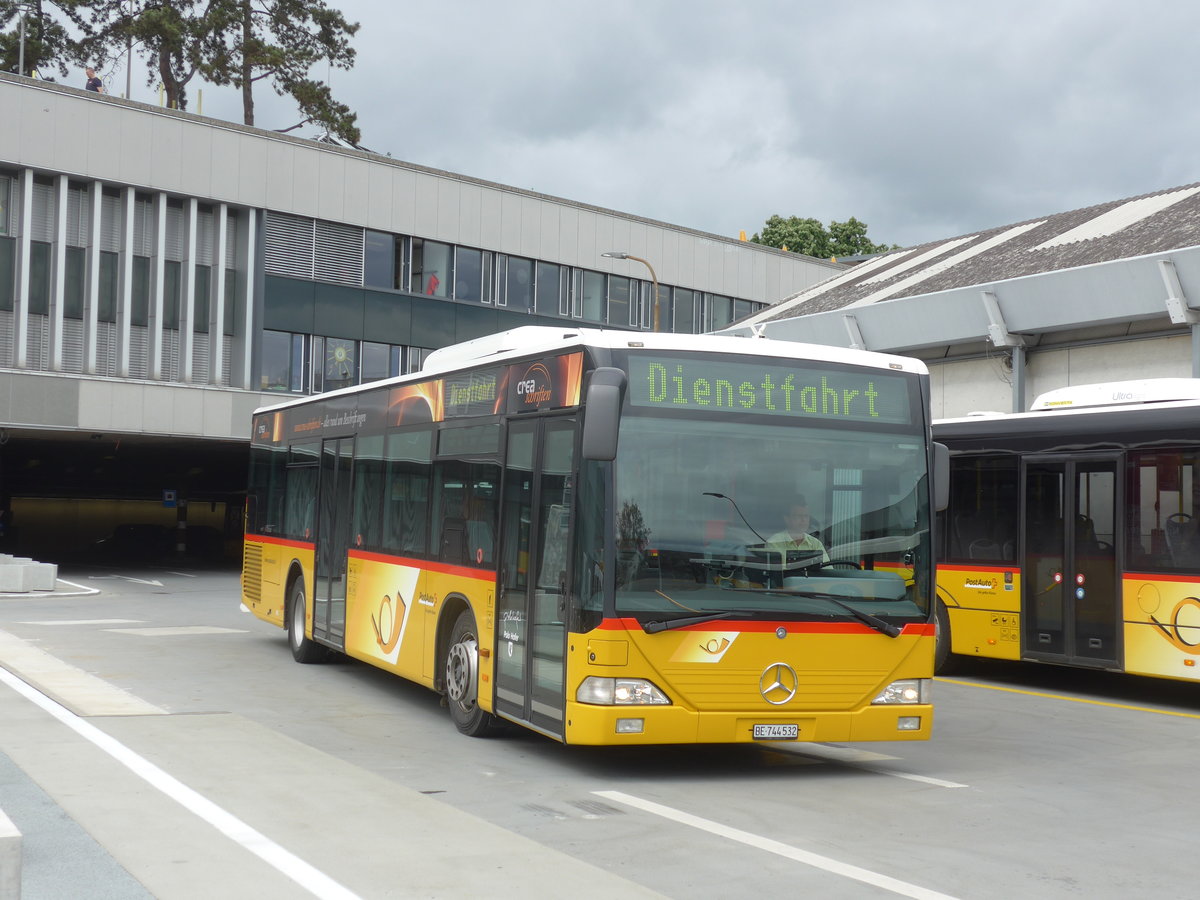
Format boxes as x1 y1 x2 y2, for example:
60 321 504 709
752 723 799 740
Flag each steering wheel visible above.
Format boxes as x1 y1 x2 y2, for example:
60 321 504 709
1169 513 1193 525
820 560 862 570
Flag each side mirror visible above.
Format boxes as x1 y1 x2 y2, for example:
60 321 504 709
933 442 950 512
581 367 626 461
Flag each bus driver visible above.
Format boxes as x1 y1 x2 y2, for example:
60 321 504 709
764 498 830 564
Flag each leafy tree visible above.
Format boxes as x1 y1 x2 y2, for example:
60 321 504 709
0 0 88 78
751 214 896 260
78 0 360 141
200 0 361 143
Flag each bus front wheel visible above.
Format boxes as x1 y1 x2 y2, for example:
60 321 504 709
445 610 501 737
288 578 325 664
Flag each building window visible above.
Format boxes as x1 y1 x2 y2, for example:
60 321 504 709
412 238 451 297
163 260 181 329
132 256 150 326
454 247 484 302
579 269 604 322
98 251 118 323
28 242 50 315
364 230 395 289
0 237 14 310
674 288 697 333
362 341 391 383
0 178 9 235
194 264 210 333
64 247 84 318
261 330 305 392
706 293 733 331
535 261 560 316
502 255 534 312
607 274 631 328
323 336 357 392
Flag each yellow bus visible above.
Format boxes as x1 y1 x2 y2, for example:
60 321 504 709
935 378 1200 681
243 326 945 744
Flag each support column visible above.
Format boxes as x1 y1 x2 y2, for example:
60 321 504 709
115 187 135 377
209 203 228 385
12 170 32 369
179 198 197 382
47 175 67 371
147 193 167 380
231 208 257 390
82 180 102 375
1010 344 1026 413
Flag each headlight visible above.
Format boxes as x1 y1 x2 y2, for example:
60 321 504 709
871 678 930 705
576 676 671 706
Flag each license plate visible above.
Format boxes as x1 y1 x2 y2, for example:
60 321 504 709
752 723 799 740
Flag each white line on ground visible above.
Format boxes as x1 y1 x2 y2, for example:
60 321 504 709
764 742 968 789
20 619 143 626
104 626 248 636
0 665 361 900
594 790 962 900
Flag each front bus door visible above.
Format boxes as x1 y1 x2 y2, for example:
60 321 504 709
313 437 353 648
495 416 576 737
1022 454 1120 668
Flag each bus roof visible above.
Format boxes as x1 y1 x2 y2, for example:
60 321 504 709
1029 378 1200 411
253 326 928 416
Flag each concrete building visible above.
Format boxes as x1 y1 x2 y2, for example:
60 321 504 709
0 72 839 560
725 182 1200 418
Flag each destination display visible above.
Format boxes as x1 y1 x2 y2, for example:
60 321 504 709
626 355 913 424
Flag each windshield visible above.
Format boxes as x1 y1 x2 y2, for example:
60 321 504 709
611 413 931 626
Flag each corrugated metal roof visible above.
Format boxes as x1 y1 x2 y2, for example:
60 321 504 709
1031 185 1200 250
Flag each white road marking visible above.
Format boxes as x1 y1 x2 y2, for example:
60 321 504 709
595 790 961 900
90 575 164 586
0 629 166 716
0 664 361 900
0 578 101 599
105 626 247 637
20 619 143 626
765 742 969 789
166 572 198 577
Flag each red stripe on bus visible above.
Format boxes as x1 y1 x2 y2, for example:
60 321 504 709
595 618 933 636
1123 571 1200 584
937 563 1016 574
347 548 493 581
246 534 314 551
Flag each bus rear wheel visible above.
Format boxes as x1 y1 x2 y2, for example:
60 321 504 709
934 598 958 674
288 577 325 664
445 609 501 737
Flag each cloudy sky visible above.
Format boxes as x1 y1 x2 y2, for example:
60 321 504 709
79 0 1200 249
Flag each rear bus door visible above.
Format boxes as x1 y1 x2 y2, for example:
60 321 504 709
1021 454 1120 667
313 436 353 648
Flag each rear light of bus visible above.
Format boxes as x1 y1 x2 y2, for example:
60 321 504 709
871 679 930 705
576 677 671 706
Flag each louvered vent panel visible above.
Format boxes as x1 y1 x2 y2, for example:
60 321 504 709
221 335 232 386
242 542 263 603
195 208 215 265
66 186 88 246
95 322 116 376
62 320 84 372
26 316 45 370
264 212 315 278
30 182 55 242
100 193 121 252
193 333 210 383
163 329 181 381
165 204 184 261
315 220 364 285
225 211 239 268
129 327 148 379
132 198 154 257
0 313 12 366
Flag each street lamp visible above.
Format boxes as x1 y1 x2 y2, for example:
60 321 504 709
602 251 660 332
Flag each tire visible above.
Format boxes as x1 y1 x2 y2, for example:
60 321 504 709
445 609 501 737
287 577 325 664
934 598 958 675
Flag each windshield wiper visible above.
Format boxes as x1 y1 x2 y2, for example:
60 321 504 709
642 611 738 634
732 588 902 638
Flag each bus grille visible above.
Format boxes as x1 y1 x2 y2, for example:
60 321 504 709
663 666 891 711
242 542 262 604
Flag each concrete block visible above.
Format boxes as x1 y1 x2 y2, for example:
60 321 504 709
0 805 21 900
0 567 29 592
27 564 57 591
